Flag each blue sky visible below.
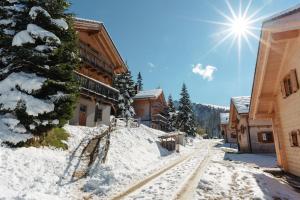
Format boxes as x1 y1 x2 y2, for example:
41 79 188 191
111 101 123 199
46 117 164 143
70 0 299 106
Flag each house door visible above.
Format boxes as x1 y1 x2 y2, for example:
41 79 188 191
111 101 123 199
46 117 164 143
79 104 87 126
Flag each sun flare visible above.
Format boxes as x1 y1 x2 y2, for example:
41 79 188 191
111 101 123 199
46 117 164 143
200 0 270 60
230 17 250 37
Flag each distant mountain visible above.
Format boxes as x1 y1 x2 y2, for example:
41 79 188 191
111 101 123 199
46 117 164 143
174 101 229 138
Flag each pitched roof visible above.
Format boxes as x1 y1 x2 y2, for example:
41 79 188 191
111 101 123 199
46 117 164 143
263 3 300 23
220 113 229 125
133 89 163 99
231 96 251 114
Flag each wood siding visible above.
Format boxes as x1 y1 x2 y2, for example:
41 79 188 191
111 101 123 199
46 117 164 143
275 37 300 176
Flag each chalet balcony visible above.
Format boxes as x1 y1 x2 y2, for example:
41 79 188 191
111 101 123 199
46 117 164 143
152 114 168 125
79 42 114 75
74 71 119 103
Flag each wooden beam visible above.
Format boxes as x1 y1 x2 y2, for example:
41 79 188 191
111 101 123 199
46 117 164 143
272 30 299 41
255 113 273 119
253 33 272 117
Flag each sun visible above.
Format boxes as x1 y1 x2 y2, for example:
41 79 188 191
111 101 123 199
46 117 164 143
199 0 270 60
230 17 250 37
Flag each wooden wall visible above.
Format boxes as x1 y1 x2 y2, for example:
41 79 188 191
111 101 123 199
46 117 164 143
275 37 300 176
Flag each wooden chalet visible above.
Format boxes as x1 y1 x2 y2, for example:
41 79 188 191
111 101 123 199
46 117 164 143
133 89 168 131
229 96 275 153
220 113 237 143
70 18 127 127
250 5 300 176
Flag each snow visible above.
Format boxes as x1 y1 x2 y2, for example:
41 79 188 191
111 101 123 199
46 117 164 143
0 72 54 116
0 124 193 199
220 112 229 124
51 18 68 30
134 89 163 99
203 103 230 110
75 17 103 25
12 30 35 46
0 19 15 26
3 28 15 35
13 24 61 46
231 96 251 114
29 6 51 20
27 24 61 45
83 124 191 198
35 45 54 52
29 6 68 30
0 114 33 144
194 144 300 200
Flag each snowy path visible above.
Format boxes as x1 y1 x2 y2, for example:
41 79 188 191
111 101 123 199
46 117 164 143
193 144 300 200
110 140 215 200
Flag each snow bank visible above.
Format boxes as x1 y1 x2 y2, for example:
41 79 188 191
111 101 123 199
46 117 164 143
0 124 192 199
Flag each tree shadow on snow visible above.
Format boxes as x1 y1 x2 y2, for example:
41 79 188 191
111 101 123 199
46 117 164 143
252 173 300 199
223 152 277 168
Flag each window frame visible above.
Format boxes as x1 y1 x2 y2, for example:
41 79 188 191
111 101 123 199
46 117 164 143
290 130 300 147
281 69 299 98
258 131 274 143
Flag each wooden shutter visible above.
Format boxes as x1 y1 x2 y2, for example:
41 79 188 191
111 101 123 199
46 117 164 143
290 69 299 93
281 80 287 98
289 132 293 147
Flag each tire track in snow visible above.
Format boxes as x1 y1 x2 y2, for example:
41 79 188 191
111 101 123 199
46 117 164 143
111 141 213 200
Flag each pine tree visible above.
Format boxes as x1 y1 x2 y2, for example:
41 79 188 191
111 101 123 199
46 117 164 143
176 84 196 136
137 72 143 91
166 94 177 132
0 0 79 143
113 71 136 120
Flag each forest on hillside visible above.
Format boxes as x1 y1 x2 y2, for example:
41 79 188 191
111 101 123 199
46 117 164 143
174 101 229 138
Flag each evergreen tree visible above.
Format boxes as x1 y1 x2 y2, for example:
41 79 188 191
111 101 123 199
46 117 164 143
176 84 196 136
0 0 79 142
166 94 177 132
113 70 136 120
137 72 143 91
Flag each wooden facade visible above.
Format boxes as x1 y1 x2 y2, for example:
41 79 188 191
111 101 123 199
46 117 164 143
250 6 300 176
133 89 168 131
70 18 127 127
229 97 275 153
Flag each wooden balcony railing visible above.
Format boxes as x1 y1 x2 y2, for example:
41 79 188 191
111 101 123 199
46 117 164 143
79 42 114 75
74 71 119 102
152 114 168 124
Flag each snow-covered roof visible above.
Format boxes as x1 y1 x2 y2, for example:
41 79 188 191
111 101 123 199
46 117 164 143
231 96 251 114
220 113 229 125
264 4 300 23
134 89 163 100
75 17 103 25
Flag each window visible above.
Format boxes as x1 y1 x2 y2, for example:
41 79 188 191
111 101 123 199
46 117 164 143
258 132 274 143
80 104 87 113
240 125 246 134
281 69 299 98
290 130 299 147
94 106 103 122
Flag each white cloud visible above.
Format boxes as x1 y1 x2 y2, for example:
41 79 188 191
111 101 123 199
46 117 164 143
148 62 156 68
192 64 217 81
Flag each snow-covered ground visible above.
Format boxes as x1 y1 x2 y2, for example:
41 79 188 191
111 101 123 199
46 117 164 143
193 144 300 200
0 123 195 200
83 124 197 199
